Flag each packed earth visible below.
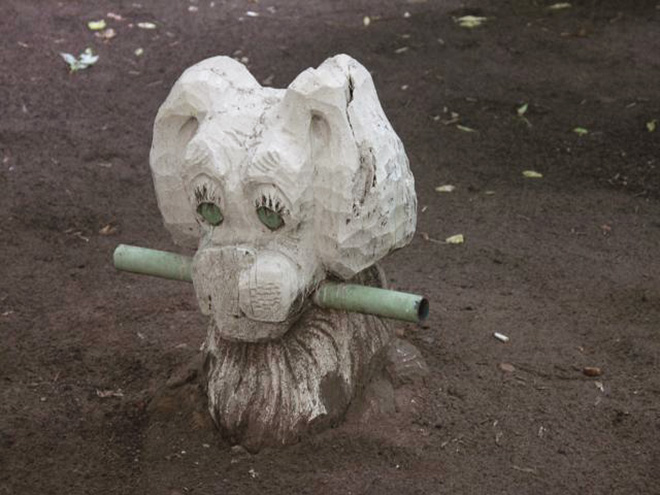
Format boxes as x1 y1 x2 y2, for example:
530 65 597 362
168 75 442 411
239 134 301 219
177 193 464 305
1 1 659 494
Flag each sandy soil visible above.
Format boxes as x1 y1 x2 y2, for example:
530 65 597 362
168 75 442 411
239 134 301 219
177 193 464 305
1 1 659 493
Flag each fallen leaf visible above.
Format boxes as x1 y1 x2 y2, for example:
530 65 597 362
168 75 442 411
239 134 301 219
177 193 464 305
245 10 259 17
95 28 116 40
395 46 409 54
87 19 107 30
647 119 657 132
435 185 455 193
456 124 477 133
60 52 78 67
188 5 199 12
99 224 118 236
455 15 488 28
573 127 589 135
445 234 464 244
547 2 572 10
522 170 543 178
134 47 144 56
137 21 157 29
107 12 124 21
494 332 510 343
583 366 603 377
60 48 99 72
363 16 371 26
517 102 529 117
594 381 605 392
484 190 496 195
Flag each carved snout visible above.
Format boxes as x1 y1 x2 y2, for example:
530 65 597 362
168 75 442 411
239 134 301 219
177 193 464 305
238 252 301 323
191 247 303 341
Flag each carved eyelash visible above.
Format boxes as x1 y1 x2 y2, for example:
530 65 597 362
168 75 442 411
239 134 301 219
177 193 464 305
194 183 219 205
255 193 287 215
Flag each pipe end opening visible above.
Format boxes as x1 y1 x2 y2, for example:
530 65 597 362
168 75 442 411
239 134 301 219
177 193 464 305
417 298 430 322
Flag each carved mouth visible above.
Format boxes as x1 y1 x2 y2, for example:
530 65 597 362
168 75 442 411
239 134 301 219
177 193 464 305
213 290 316 343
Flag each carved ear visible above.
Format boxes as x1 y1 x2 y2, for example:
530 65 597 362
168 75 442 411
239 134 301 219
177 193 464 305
287 55 417 279
150 57 260 248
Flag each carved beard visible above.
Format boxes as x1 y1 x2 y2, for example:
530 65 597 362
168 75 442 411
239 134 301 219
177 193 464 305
202 270 393 452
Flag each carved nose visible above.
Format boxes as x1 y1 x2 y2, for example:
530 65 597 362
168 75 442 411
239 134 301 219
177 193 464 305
192 247 301 324
238 252 300 322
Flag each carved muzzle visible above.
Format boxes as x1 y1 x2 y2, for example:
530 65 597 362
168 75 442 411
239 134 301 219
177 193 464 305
192 246 303 342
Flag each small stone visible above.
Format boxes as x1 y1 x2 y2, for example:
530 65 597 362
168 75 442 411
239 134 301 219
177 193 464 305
386 338 429 386
499 362 515 373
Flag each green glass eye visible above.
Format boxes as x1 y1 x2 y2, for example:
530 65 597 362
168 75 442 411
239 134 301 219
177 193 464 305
257 206 284 231
197 202 223 226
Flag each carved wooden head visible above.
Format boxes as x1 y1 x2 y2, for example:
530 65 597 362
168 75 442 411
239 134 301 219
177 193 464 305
150 55 416 342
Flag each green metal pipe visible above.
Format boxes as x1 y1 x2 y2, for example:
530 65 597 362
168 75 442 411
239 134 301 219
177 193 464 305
313 283 429 323
113 244 193 282
113 244 429 323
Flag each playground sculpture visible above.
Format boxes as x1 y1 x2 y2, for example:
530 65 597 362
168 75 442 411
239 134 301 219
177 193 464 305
114 54 428 452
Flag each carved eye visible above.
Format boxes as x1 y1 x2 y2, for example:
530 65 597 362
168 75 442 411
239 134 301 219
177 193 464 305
197 202 223 226
257 206 284 231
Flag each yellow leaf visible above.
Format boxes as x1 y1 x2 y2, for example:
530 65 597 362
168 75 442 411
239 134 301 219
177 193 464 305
87 19 106 30
647 120 657 132
455 15 488 28
445 234 465 244
573 127 589 135
523 170 543 178
435 185 455 193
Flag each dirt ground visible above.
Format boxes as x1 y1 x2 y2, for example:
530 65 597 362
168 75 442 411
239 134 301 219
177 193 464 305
1 0 659 493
